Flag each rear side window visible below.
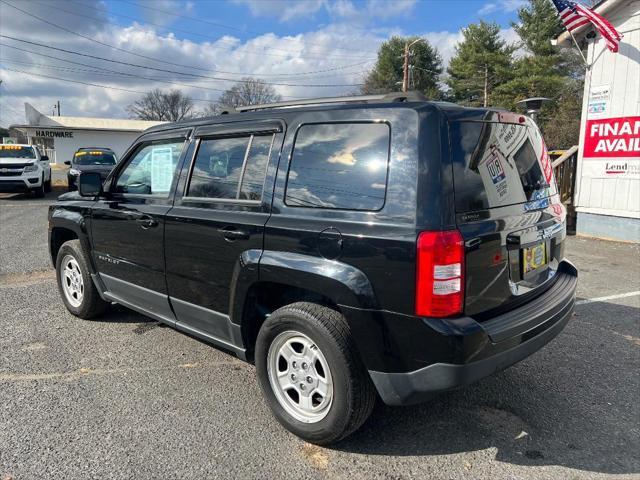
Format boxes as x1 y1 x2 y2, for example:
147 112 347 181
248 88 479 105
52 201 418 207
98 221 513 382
285 122 390 211
187 134 274 200
450 122 557 212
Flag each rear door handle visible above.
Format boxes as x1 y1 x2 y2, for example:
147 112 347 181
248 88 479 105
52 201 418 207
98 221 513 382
136 215 158 229
218 228 249 241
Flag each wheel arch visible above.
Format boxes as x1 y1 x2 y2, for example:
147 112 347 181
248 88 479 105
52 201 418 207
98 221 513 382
48 208 92 268
234 251 378 362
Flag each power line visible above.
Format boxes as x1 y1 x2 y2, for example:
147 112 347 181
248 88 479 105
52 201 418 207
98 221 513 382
0 58 233 93
30 0 376 78
121 0 377 56
0 35 364 88
64 0 377 60
1 67 220 104
0 100 23 118
1 0 374 65
0 42 368 88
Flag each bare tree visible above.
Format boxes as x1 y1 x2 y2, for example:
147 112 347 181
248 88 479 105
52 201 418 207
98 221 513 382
202 78 282 115
127 88 195 122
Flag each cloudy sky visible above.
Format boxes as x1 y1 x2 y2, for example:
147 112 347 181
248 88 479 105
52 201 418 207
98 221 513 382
0 0 527 126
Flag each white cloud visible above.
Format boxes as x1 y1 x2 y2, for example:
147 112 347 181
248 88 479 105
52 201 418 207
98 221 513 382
0 0 524 128
328 0 358 17
364 0 416 18
0 2 384 126
423 31 464 65
233 0 326 21
479 3 498 15
478 0 526 15
233 0 416 22
135 0 195 26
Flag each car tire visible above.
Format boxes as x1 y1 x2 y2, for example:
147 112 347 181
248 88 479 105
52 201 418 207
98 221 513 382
33 176 45 198
44 177 52 192
56 239 108 319
255 302 376 445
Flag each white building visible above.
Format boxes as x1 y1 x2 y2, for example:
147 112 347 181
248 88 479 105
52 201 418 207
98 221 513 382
556 0 639 242
10 104 164 164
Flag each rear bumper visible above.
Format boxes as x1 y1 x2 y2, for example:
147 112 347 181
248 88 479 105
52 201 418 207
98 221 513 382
347 261 577 406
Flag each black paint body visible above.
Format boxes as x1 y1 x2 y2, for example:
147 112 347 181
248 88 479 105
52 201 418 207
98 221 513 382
48 101 577 405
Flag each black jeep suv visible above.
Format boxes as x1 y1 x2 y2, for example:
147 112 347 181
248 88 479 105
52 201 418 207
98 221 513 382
49 93 577 444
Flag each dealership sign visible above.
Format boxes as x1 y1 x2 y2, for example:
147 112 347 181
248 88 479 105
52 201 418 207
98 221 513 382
582 116 640 179
584 117 640 158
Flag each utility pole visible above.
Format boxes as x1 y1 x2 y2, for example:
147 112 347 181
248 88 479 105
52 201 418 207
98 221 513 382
57 100 61 116
402 42 409 93
483 64 489 108
402 38 425 93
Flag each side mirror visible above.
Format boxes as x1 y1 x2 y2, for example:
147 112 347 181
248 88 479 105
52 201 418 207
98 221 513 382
64 160 71 166
78 172 103 197
41 155 49 161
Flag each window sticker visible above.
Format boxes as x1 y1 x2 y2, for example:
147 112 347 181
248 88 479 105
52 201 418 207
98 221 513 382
481 150 509 199
150 146 174 193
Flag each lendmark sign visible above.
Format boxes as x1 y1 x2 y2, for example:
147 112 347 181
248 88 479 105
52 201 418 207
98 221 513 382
584 117 640 158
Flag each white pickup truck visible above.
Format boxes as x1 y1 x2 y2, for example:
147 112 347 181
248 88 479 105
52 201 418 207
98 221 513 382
0 144 52 197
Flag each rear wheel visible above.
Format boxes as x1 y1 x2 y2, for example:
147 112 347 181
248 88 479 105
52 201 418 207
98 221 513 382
255 302 376 445
56 240 108 319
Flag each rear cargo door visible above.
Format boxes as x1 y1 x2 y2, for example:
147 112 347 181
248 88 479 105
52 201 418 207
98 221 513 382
450 117 567 316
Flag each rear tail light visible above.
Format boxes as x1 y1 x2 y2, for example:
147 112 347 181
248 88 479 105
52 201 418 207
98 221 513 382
415 230 465 317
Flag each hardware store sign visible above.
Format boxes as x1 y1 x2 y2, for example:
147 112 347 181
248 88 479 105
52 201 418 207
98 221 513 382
35 130 74 139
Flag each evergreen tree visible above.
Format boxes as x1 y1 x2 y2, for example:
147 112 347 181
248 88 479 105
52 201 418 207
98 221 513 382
513 0 564 57
494 0 585 147
446 21 515 107
361 36 443 99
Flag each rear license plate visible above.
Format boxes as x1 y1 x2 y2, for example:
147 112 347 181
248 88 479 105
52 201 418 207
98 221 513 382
522 242 547 275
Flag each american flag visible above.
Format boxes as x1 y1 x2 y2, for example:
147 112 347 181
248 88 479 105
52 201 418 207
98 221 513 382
552 0 623 52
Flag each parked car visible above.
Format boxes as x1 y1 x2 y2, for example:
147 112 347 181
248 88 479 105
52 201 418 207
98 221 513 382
48 93 577 444
65 148 117 191
0 144 52 197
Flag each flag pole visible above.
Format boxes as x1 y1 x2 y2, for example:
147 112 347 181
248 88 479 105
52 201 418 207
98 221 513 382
568 29 590 68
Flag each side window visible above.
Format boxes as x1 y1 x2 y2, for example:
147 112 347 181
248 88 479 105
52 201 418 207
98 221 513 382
240 135 274 200
285 123 390 211
115 140 184 196
187 134 274 200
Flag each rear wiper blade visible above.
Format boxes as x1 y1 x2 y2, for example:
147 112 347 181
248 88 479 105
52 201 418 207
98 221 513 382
524 181 550 193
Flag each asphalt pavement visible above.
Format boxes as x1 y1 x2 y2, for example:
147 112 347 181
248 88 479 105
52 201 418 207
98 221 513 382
1 190 639 479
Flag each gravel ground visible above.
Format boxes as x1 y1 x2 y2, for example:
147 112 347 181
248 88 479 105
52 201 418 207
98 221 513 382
1 191 639 479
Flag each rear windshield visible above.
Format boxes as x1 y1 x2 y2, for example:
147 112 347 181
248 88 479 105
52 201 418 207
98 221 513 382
450 122 556 212
0 145 36 159
74 150 116 165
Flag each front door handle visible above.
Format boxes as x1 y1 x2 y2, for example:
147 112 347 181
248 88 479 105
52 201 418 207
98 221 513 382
218 227 249 241
136 215 158 229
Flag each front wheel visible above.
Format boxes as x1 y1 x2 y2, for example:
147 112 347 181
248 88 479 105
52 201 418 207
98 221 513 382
255 302 376 445
56 240 108 319
33 176 45 198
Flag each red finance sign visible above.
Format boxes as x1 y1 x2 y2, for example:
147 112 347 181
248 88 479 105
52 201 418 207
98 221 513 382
584 116 640 158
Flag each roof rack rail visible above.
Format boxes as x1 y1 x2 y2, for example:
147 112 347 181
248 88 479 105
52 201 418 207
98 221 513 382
231 91 428 113
218 105 238 115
